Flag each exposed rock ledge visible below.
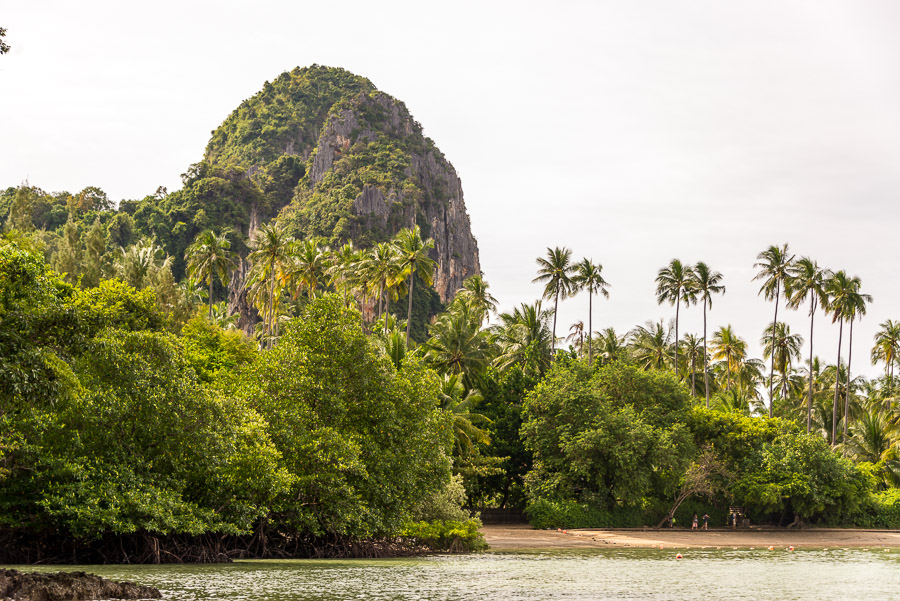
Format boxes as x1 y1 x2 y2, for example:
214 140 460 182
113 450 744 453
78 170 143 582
0 570 161 601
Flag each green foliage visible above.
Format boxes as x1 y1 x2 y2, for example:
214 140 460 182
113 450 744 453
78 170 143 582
410 474 471 523
400 519 486 552
181 316 257 383
232 294 453 537
522 360 695 509
525 499 645 529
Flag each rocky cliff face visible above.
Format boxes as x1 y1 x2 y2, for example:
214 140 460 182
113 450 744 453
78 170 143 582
206 65 480 325
299 91 480 301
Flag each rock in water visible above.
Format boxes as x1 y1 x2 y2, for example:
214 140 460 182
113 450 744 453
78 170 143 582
0 569 161 600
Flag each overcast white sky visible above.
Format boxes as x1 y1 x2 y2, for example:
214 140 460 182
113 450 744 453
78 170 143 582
2 1 899 379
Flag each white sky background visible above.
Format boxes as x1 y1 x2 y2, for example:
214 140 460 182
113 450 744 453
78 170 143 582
2 0 899 379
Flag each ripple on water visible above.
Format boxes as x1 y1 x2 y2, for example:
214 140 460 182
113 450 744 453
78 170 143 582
5 549 900 601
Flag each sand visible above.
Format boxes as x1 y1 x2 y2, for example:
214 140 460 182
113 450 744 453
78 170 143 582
482 524 900 550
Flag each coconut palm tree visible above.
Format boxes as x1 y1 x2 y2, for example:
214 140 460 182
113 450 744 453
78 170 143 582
824 271 856 444
589 327 625 366
393 226 436 347
761 322 803 409
680 333 705 398
328 240 363 308
655 259 697 376
184 229 237 319
438 374 492 456
629 320 673 371
710 325 747 392
842 281 872 439
566 320 585 357
246 222 293 349
423 301 493 387
787 257 829 432
754 243 794 418
456 274 499 326
572 258 610 367
845 407 900 466
360 242 400 320
286 239 329 301
872 320 900 397
491 301 553 376
691 262 724 407
533 247 576 356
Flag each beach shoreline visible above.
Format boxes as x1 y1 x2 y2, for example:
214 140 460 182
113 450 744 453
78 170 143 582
482 524 900 550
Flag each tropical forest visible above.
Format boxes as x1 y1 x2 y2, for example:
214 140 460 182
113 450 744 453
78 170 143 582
2 65 900 565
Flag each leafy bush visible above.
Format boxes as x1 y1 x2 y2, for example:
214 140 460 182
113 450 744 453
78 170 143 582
401 519 486 552
525 499 645 529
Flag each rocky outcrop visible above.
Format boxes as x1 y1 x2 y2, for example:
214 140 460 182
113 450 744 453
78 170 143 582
0 570 161 601
305 92 480 301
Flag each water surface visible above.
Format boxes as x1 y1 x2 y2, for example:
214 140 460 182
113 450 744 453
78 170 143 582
7 548 899 600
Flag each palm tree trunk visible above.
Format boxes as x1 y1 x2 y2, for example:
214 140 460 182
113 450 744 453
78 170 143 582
832 319 844 446
405 270 415 347
674 292 680 376
267 273 275 350
703 302 709 408
208 278 214 320
551 290 559 356
690 353 696 398
807 295 815 433
768 281 780 418
384 290 390 335
588 291 593 367
844 318 854 440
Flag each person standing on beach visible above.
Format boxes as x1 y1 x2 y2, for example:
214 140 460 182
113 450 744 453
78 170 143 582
692 513 698 530
702 513 709 530
731 511 737 530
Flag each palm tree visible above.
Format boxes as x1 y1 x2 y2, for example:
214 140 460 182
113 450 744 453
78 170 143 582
761 322 803 408
456 274 498 326
438 374 492 456
872 320 900 396
680 333 705 398
423 301 493 387
845 406 899 465
593 327 627 365
572 258 610 367
787 257 829 432
491 301 553 376
246 222 293 349
533 247 576 356
825 270 856 444
393 226 436 347
184 229 237 320
115 238 166 290
629 320 673 371
710 325 747 392
360 242 399 321
754 243 794 418
287 239 329 300
328 240 363 308
691 262 724 407
655 259 696 376
842 280 872 439
566 320 585 357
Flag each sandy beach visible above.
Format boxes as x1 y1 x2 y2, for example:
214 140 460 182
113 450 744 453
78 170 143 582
482 524 900 550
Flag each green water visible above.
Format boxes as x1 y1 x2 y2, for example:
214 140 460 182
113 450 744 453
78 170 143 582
6 548 900 600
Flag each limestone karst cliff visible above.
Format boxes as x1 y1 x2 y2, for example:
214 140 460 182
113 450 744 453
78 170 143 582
205 66 481 315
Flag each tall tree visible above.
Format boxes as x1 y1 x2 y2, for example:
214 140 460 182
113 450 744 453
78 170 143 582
691 262 724 407
185 229 237 319
287 239 329 300
761 322 803 405
710 325 747 392
491 301 553 376
680 333 705 398
629 320 673 371
533 247 575 356
872 319 900 396
842 280 872 439
566 320 585 357
753 243 793 418
246 222 293 349
787 257 829 432
81 217 106 288
824 270 856 445
393 226 436 347
457 274 499 326
655 259 696 376
572 258 610 367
